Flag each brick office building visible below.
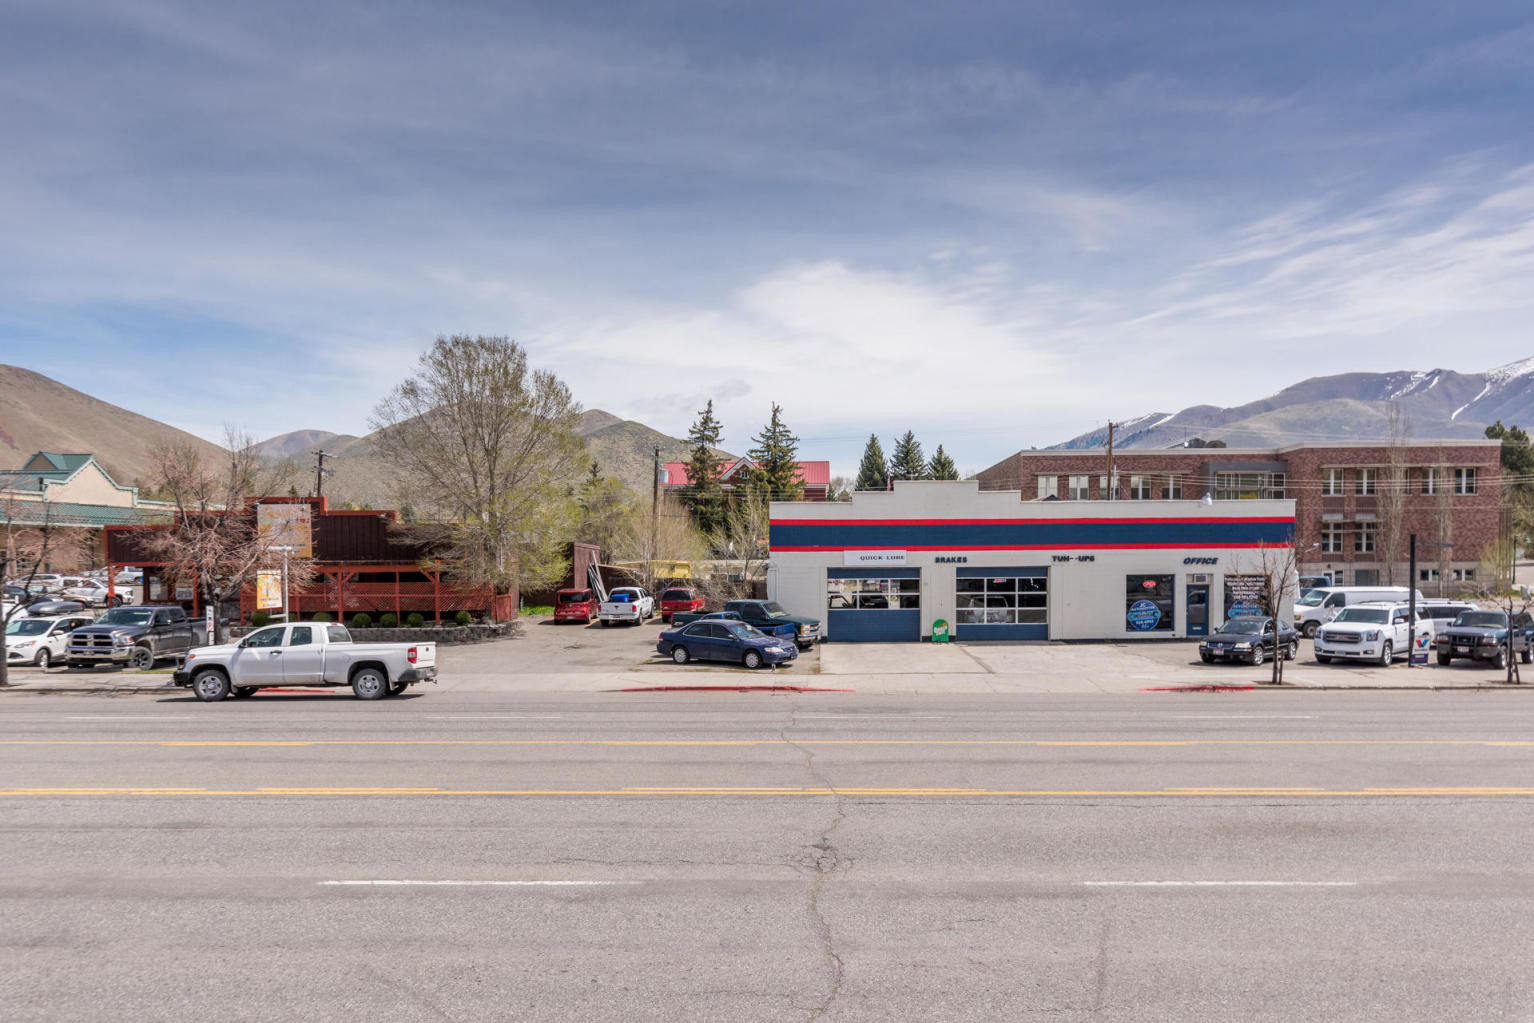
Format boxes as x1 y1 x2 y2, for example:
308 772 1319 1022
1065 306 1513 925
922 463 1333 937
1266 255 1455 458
974 440 1504 594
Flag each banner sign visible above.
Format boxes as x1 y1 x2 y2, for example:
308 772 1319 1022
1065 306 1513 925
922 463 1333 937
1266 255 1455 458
842 550 908 567
257 503 313 558
256 570 282 610
1126 599 1162 631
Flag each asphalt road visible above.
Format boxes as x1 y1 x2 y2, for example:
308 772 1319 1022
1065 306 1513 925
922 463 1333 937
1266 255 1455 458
5 690 1534 1021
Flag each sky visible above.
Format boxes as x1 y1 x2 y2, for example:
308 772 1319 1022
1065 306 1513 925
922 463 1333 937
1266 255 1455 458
3 0 1533 477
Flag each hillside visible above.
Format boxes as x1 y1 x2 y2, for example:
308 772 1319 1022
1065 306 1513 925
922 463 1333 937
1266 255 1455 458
1049 357 1534 449
0 364 229 486
253 430 340 459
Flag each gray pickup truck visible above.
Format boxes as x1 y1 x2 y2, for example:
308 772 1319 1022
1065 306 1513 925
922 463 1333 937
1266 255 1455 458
1435 609 1534 669
66 605 195 669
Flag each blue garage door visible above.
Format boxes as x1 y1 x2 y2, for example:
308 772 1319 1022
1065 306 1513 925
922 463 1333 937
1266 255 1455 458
954 567 1048 641
826 568 921 642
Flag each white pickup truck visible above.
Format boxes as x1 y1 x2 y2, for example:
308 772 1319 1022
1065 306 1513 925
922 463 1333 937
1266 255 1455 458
172 622 437 702
599 586 654 626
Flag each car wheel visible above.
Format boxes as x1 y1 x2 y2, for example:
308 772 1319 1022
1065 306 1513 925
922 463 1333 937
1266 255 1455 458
1492 645 1508 671
34 648 51 669
1301 621 1319 639
743 650 763 670
1286 640 1298 661
601 619 611 628
1378 641 1392 667
1199 652 1213 664
671 646 690 664
191 669 230 702
1437 652 1452 666
129 646 154 670
1250 645 1265 666
351 667 389 700
1522 647 1532 665
1315 654 1332 664
233 687 258 699
388 681 409 696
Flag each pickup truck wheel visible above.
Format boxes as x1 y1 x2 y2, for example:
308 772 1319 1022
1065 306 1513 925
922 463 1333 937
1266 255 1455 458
1315 654 1332 664
601 620 611 628
351 667 389 700
743 650 763 670
191 669 230 702
671 646 690 664
1378 641 1393 667
1301 621 1319 639
34 649 52 669
129 646 154 670
388 681 408 696
233 687 258 699
1437 652 1452 666
1492 645 1508 671
1522 648 1532 665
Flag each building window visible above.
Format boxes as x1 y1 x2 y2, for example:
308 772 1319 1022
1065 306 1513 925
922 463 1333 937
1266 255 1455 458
1356 468 1377 496
826 578 920 611
1421 468 1440 495
1165 476 1183 500
1420 568 1438 582
1036 476 1059 500
1323 469 1344 496
1320 523 1344 554
1454 568 1476 582
1068 475 1090 501
1223 575 1269 617
1125 574 1174 632
1354 569 1379 586
1454 468 1477 495
955 574 1046 626
1127 475 1151 500
1354 522 1377 554
1215 472 1285 501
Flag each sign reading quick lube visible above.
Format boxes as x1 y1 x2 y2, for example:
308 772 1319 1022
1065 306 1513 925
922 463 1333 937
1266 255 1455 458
842 550 908 567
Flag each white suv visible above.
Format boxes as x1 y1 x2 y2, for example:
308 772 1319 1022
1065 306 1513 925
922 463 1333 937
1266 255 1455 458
1314 602 1431 667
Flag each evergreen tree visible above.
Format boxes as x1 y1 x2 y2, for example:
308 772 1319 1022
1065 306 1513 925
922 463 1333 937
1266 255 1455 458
747 403 803 501
854 434 890 492
889 430 928 481
927 444 959 480
682 400 727 534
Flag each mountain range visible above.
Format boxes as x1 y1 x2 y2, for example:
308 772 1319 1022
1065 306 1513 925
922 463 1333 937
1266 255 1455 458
1048 357 1534 450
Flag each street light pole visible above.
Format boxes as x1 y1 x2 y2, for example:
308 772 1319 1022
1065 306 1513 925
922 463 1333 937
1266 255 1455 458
273 545 295 623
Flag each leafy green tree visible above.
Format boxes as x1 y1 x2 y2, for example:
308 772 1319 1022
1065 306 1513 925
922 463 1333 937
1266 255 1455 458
746 403 803 501
682 400 727 534
889 431 928 481
1487 422 1534 552
577 471 639 555
854 434 889 492
927 444 959 480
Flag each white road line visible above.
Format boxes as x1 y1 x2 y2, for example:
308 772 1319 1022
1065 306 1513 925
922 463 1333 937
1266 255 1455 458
1081 881 1357 887
318 880 639 887
1179 715 1317 720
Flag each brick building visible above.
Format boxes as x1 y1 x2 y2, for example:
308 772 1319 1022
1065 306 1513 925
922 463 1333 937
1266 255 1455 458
661 457 831 501
974 440 1503 594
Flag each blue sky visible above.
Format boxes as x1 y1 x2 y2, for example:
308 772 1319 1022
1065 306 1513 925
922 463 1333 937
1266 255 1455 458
3 0 1533 476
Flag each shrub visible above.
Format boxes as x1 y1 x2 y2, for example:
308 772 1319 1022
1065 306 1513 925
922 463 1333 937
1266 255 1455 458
250 611 270 627
352 612 373 630
454 610 472 627
312 612 331 623
406 612 424 628
379 613 398 629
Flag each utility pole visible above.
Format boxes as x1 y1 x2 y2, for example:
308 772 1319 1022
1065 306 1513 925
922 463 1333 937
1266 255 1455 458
650 445 661 593
1105 422 1115 501
1407 533 1418 668
313 451 339 499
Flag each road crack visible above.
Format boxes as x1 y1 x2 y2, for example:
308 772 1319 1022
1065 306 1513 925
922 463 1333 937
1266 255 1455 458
782 705 847 1021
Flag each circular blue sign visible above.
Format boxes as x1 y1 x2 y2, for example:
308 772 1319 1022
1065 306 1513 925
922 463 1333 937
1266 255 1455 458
1127 599 1162 631
1229 600 1262 618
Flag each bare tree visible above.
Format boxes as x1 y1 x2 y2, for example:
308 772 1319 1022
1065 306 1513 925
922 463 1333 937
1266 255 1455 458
1378 403 1410 585
701 487 771 603
612 491 708 578
138 430 314 642
370 335 586 593
1 494 62 686
1251 540 1301 685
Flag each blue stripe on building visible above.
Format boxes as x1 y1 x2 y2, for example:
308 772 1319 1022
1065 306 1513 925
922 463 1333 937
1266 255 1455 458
772 519 1292 550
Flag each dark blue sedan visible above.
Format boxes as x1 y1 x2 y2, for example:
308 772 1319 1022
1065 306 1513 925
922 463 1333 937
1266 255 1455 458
656 619 798 669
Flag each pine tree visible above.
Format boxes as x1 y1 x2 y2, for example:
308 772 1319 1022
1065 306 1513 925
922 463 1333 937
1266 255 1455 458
682 400 727 534
854 434 890 492
889 431 928 481
927 444 959 480
747 403 803 501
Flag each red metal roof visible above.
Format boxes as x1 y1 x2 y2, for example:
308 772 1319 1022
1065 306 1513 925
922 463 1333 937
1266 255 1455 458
663 460 829 487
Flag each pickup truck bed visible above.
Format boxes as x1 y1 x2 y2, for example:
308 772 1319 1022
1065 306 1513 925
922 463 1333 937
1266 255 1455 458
173 622 436 701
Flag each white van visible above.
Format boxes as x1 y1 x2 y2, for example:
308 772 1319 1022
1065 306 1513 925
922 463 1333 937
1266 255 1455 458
1293 586 1425 638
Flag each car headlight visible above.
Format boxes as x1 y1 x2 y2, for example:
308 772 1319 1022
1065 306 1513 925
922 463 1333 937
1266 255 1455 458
1233 642 1250 649
15 640 34 648
1481 636 1498 646
113 634 132 646
1364 631 1380 641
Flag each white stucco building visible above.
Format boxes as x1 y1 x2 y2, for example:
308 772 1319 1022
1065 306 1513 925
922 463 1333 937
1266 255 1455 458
768 481 1296 642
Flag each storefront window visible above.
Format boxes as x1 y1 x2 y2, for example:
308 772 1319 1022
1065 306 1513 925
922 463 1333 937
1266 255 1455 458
1068 476 1090 501
956 574 1047 625
1125 575 1173 632
1223 575 1268 618
827 578 919 610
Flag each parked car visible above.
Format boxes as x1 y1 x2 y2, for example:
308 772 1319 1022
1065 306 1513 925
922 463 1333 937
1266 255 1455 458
22 599 88 618
1434 609 1534 669
1297 575 1332 594
658 587 705 623
553 588 601 624
5 614 96 668
688 610 798 642
66 605 196 670
1415 600 1480 635
115 568 144 585
655 619 798 669
62 580 125 608
1294 586 1424 638
1313 602 1431 666
173 621 437 701
674 600 821 649
599 586 655 627
1198 617 1298 665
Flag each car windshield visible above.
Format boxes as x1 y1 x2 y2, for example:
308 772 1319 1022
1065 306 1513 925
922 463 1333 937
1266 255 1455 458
95 608 154 626
1452 611 1507 628
1219 619 1264 635
6 619 51 636
760 602 790 619
1298 591 1328 607
662 590 692 600
1332 608 1390 625
558 591 591 603
721 622 763 639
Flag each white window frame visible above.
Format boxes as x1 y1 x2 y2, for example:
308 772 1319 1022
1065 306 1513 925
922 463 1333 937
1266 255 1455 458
1354 522 1377 554
1323 468 1344 497
1127 475 1151 500
1164 476 1183 500
1421 467 1439 495
1454 467 1476 495
1036 475 1059 500
1067 475 1090 501
1355 468 1376 496
1320 523 1344 555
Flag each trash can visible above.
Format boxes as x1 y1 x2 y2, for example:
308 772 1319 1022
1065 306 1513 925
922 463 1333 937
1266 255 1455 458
931 618 950 643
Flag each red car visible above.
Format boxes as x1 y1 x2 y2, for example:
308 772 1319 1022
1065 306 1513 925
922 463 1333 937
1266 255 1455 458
554 588 600 623
658 587 705 623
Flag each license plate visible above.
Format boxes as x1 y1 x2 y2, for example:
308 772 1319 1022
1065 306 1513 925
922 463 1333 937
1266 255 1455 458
1455 646 1470 653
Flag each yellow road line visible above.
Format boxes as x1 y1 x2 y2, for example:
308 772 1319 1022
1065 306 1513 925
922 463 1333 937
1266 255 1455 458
2 739 1533 748
3 786 1533 798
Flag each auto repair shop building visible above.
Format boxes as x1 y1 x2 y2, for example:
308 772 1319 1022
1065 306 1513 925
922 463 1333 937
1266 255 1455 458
768 481 1295 642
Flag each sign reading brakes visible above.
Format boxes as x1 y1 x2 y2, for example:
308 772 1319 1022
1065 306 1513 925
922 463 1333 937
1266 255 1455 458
843 550 908 567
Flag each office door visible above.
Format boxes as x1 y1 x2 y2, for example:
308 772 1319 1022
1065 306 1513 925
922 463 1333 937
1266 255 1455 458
1186 584 1210 637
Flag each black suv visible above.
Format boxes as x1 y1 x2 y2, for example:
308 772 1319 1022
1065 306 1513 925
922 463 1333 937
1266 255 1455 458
1435 610 1534 670
65 605 194 670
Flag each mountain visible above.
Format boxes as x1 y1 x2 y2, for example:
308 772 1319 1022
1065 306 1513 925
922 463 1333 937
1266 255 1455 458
253 430 340 459
0 364 228 486
577 410 731 497
1049 357 1534 449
